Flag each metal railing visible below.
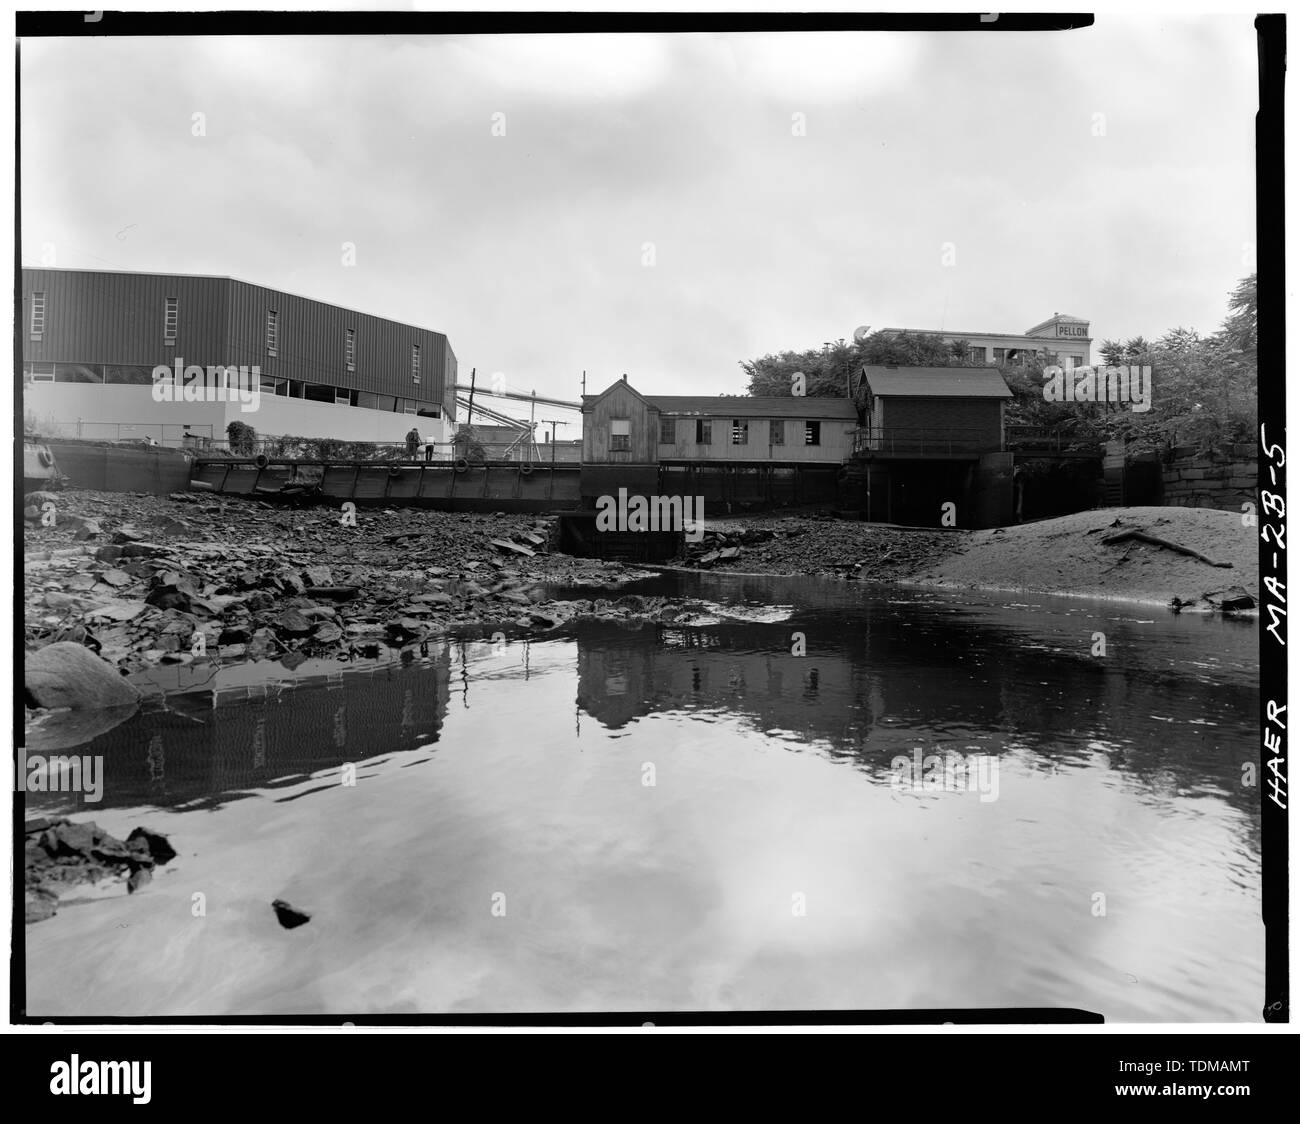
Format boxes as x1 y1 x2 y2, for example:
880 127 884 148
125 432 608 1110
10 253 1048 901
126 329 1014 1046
215 439 583 465
1004 425 1103 455
33 420 217 448
851 426 998 456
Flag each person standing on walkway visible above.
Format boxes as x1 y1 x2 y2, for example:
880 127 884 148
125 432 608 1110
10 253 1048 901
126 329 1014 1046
405 426 422 458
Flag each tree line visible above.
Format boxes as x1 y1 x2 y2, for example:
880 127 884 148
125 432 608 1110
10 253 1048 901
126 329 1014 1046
740 274 1257 450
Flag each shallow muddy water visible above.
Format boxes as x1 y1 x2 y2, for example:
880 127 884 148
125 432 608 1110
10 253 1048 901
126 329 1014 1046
24 574 1262 1021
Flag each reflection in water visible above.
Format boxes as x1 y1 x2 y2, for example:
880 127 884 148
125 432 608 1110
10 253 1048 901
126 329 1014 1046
24 578 1261 1021
575 588 1258 823
25 644 454 815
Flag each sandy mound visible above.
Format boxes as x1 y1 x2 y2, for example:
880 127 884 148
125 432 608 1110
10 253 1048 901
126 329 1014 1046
915 506 1259 606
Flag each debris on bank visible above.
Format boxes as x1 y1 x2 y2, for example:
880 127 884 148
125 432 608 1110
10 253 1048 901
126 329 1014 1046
22 490 646 680
675 513 958 582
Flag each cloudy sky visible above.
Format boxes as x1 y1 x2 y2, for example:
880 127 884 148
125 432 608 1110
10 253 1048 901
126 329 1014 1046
21 18 1257 418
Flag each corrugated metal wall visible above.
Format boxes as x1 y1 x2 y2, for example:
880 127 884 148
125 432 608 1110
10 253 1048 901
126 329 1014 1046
20 269 456 420
22 269 229 367
225 279 452 412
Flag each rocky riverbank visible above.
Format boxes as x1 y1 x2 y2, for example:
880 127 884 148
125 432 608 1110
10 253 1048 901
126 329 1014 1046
25 817 176 923
25 493 1255 702
23 489 660 685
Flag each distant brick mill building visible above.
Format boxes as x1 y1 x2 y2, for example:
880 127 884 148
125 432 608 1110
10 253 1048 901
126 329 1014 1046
878 312 1093 369
21 267 458 448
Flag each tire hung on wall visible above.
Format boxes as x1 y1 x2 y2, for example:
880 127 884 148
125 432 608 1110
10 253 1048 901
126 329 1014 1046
253 454 270 469
454 458 470 474
519 462 534 476
388 464 403 478
38 449 54 467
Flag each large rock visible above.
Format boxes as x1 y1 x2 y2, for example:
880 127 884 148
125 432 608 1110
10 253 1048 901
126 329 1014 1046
25 642 141 710
25 704 138 753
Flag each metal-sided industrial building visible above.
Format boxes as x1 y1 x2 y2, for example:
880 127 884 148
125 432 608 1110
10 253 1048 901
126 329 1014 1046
20 267 458 448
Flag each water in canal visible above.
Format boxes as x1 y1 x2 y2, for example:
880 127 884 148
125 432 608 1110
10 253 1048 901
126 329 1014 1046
24 574 1262 1021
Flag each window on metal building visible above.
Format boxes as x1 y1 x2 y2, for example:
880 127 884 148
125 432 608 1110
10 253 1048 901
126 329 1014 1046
345 329 356 371
412 344 421 384
610 417 631 452
266 310 279 356
30 292 45 339
164 297 178 342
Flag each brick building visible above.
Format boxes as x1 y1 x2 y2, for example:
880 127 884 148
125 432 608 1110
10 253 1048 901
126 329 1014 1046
878 313 1093 369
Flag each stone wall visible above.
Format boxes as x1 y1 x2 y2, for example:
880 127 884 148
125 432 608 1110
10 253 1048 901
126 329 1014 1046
1160 443 1257 511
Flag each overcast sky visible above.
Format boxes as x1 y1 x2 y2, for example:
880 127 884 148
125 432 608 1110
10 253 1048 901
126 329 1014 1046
21 18 1257 419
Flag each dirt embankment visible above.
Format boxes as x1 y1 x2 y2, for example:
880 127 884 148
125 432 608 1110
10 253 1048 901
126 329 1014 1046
911 506 1258 607
671 506 1257 610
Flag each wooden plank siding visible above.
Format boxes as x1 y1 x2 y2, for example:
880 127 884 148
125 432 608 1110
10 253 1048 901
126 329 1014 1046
656 415 856 463
881 397 1003 448
582 380 660 463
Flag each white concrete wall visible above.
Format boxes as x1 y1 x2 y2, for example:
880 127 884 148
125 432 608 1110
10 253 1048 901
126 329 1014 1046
23 383 453 448
249 393 453 446
24 384 229 443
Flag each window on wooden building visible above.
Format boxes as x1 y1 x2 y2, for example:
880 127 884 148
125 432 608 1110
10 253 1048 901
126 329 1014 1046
769 420 785 445
731 419 748 445
610 417 631 452
804 421 821 446
695 419 712 445
659 417 675 444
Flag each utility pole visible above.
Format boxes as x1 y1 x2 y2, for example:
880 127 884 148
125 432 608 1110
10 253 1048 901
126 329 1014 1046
539 418 569 467
581 369 586 397
466 367 477 427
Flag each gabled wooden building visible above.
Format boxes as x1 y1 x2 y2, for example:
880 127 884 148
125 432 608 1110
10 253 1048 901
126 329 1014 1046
577 370 1016 526
580 376 860 511
848 365 1014 526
